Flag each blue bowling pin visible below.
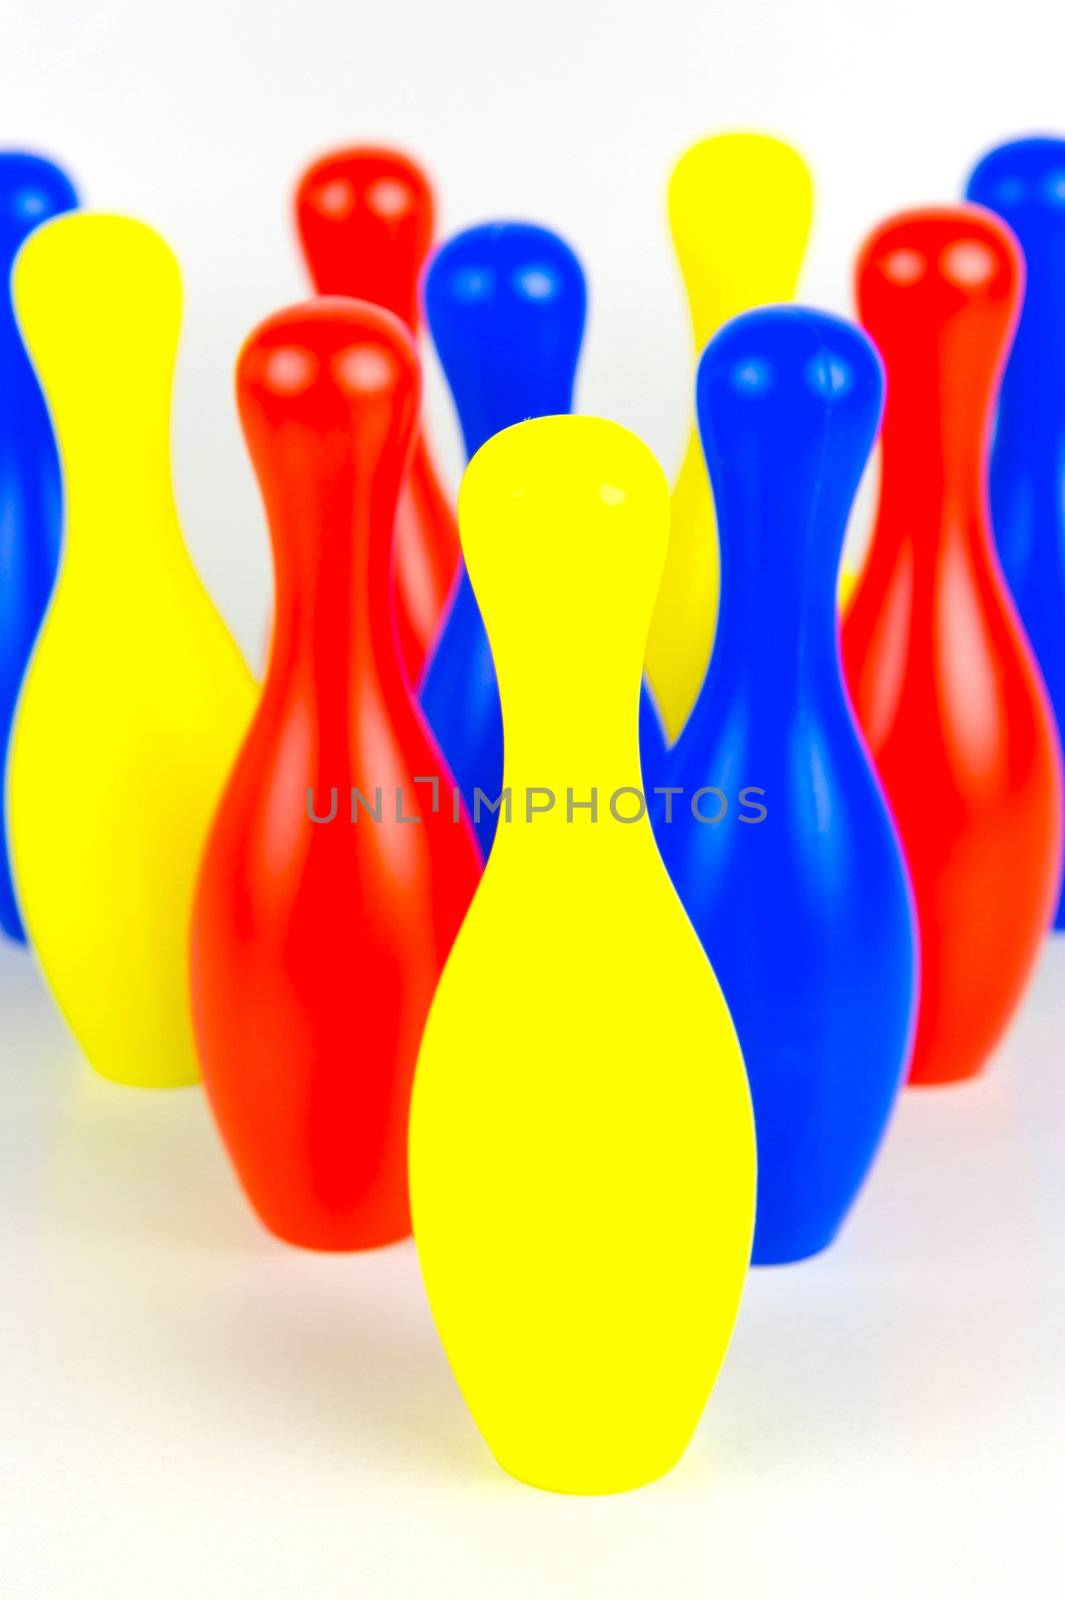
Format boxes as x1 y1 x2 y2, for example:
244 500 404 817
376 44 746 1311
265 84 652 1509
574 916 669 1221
967 138 1065 929
656 307 917 1264
420 221 664 855
0 153 78 942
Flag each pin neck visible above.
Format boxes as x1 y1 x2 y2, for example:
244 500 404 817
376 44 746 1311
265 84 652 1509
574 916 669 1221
996 287 1065 449
496 667 646 801
878 417 994 577
700 434 849 704
867 330 1002 578
688 569 844 758
54 455 187 586
715 579 840 676
267 473 404 697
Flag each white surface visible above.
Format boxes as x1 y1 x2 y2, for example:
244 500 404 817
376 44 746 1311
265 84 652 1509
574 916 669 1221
2 934 1064 1598
4 1 1065 1593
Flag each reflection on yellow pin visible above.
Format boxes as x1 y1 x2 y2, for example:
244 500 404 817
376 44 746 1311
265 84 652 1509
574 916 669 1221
9 215 255 1087
409 415 755 1495
645 133 813 742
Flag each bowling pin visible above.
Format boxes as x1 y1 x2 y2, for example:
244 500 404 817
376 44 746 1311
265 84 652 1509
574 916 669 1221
295 146 459 684
190 300 480 1250
9 215 255 1086
843 207 1063 1085
0 153 77 942
967 138 1065 928
644 132 813 742
658 308 917 1263
409 415 754 1494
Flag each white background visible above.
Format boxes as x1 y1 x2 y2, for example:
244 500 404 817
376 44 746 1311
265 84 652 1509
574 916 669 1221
3 1 1065 1595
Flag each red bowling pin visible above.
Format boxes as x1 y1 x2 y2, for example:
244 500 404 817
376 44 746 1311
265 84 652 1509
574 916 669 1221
190 299 480 1249
844 207 1063 1086
295 147 459 683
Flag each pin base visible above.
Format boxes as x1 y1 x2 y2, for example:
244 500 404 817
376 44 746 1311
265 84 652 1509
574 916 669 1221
244 1199 413 1255
84 1062 200 1091
751 1221 842 1267
906 1063 987 1089
490 1443 686 1498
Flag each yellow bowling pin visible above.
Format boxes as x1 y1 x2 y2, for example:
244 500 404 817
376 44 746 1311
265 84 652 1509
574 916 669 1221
9 215 255 1087
645 132 813 740
408 415 755 1495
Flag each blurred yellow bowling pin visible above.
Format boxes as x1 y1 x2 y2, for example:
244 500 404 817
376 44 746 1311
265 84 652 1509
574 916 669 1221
409 415 755 1495
9 215 255 1087
645 132 813 740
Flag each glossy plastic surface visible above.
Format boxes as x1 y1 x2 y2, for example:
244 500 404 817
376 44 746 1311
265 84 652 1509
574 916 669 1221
9 214 255 1086
295 147 459 684
190 301 480 1250
645 132 813 742
658 308 917 1263
0 153 77 942
843 207 1063 1085
409 415 754 1494
967 138 1065 928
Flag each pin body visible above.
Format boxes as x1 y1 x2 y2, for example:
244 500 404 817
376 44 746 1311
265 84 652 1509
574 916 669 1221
967 139 1065 928
410 416 754 1494
659 308 917 1263
0 153 77 942
844 207 1063 1085
190 301 479 1249
296 147 458 684
9 214 255 1086
645 133 813 742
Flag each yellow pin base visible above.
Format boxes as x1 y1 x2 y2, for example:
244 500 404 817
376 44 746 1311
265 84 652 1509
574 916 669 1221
645 132 813 742
9 214 255 1087
409 415 755 1495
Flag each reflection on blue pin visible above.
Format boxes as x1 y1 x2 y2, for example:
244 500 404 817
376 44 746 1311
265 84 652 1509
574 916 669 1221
420 221 663 856
967 137 1065 928
0 152 78 942
656 306 917 1264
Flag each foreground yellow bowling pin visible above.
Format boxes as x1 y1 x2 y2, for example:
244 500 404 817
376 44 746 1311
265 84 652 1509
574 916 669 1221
409 416 755 1495
645 133 813 740
9 215 255 1086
